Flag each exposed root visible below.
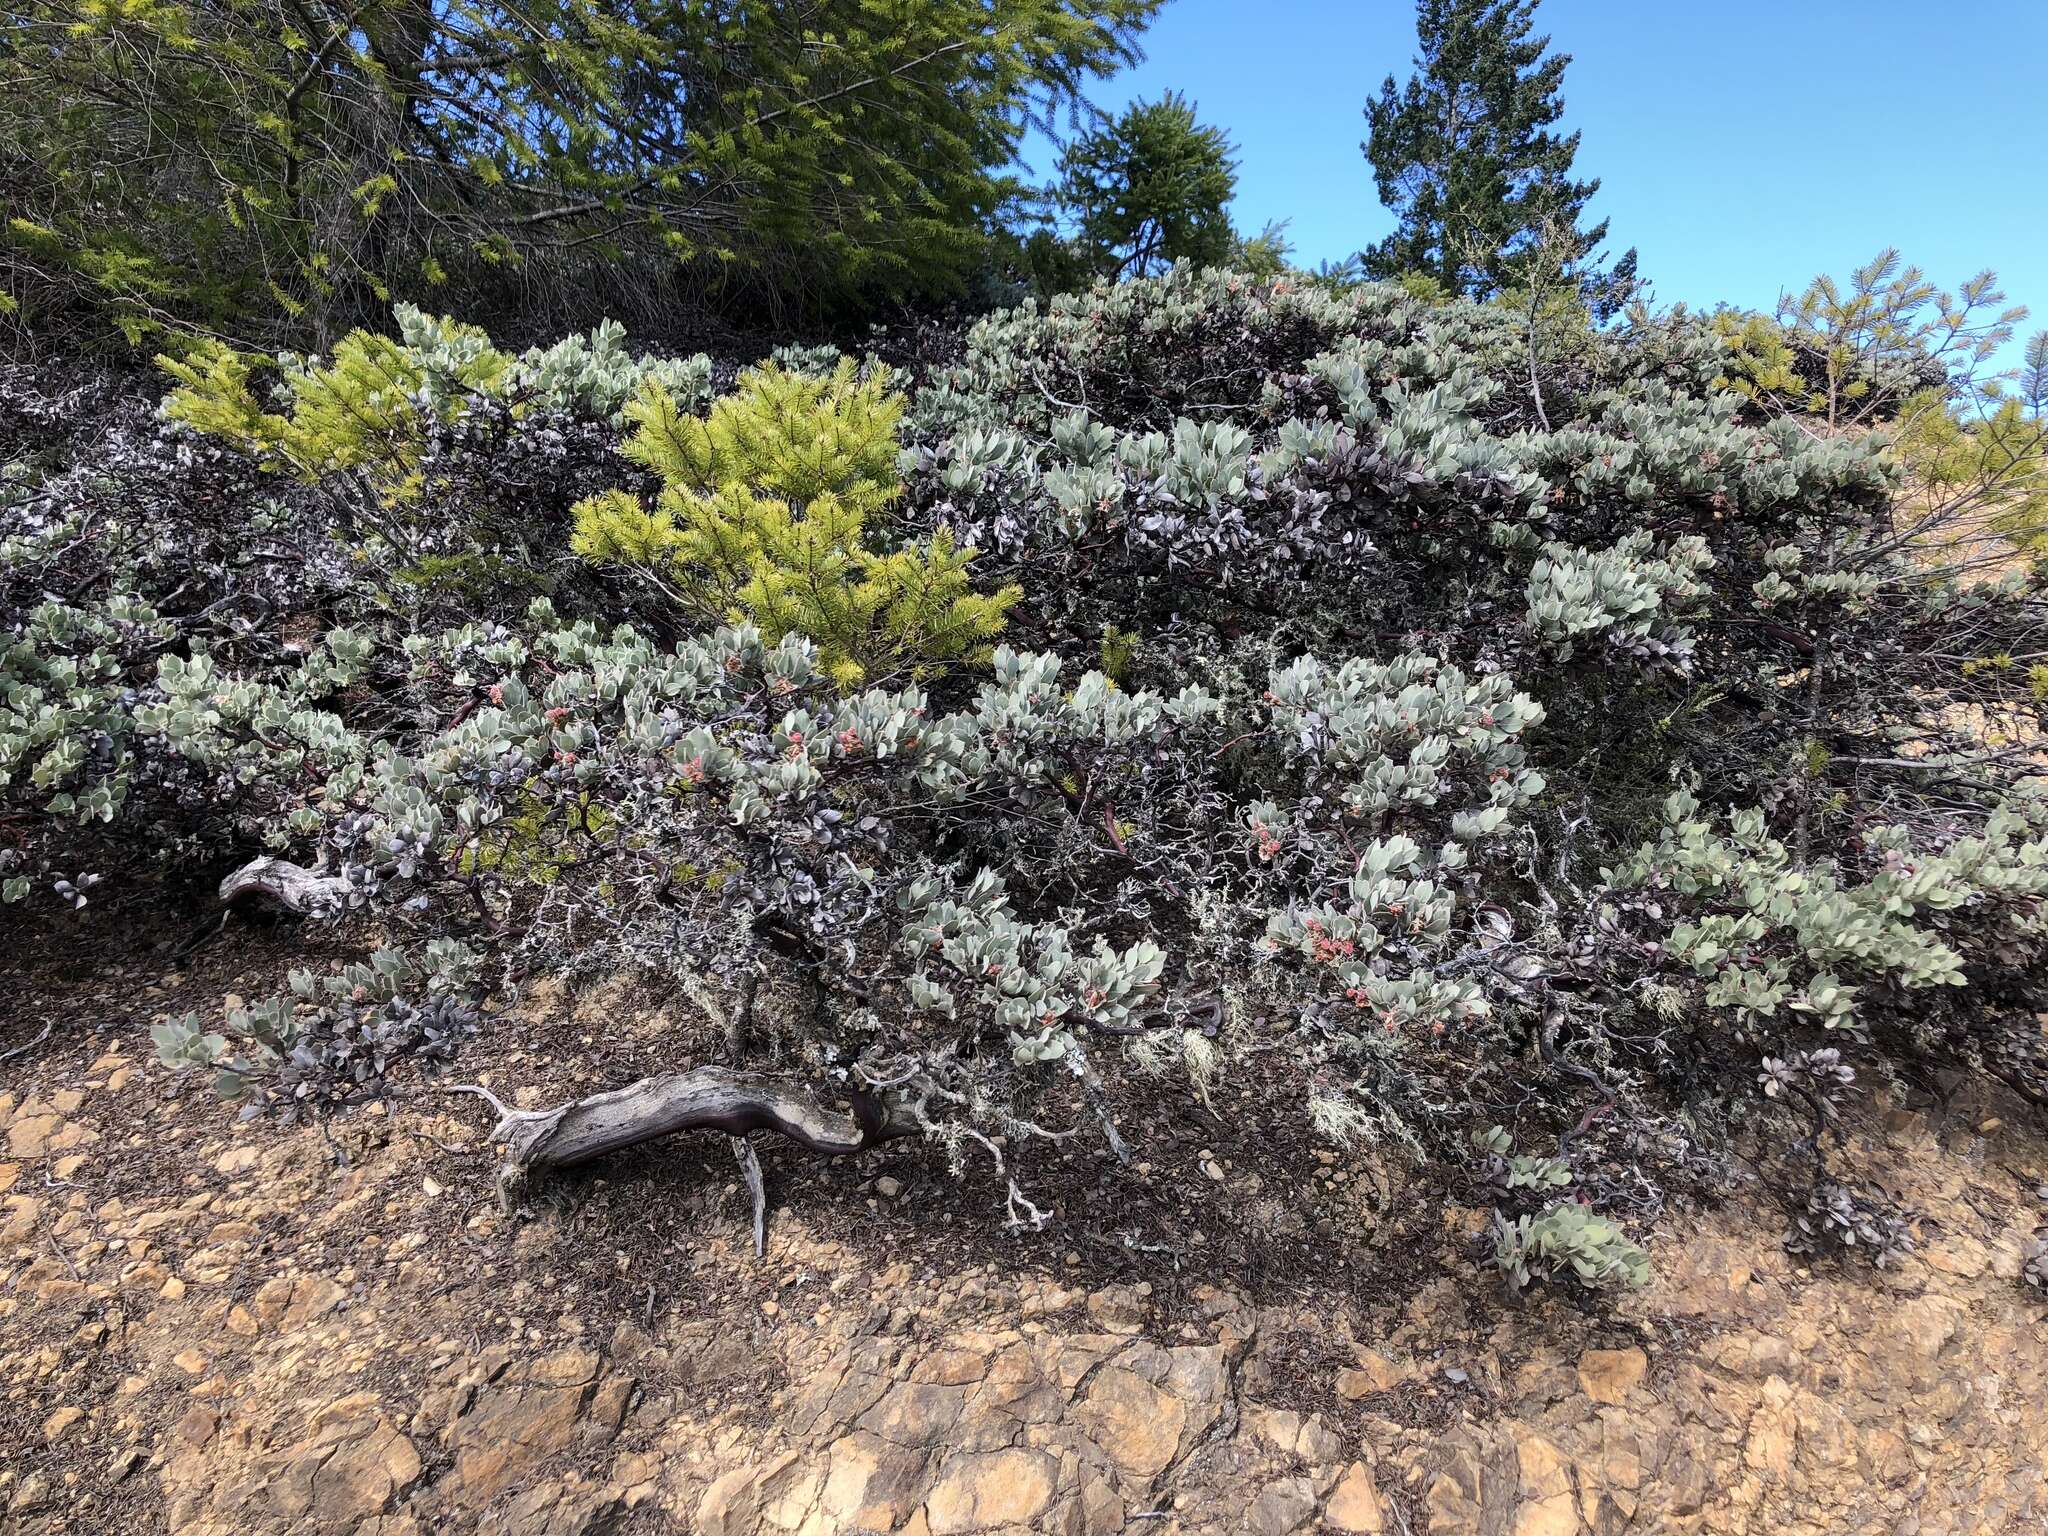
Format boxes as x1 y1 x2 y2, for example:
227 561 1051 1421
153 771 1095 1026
448 1066 920 1223
218 856 350 916
732 1135 767 1257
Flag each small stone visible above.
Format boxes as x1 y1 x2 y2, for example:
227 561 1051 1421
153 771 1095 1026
1338 1348 1406 1398
7 1113 62 1158
173 1348 209 1376
875 1175 904 1199
43 1405 85 1443
1325 1462 1385 1533
214 1146 261 1176
161 1276 187 1301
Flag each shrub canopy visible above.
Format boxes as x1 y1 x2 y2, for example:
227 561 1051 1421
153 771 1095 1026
8 265 2048 1286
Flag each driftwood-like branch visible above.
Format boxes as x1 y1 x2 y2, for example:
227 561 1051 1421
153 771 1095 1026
732 1135 766 1257
219 857 350 915
460 1066 921 1220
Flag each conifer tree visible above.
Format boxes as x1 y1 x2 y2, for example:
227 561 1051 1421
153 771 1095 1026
1361 0 1607 298
572 361 1016 688
3 0 1164 345
1050 92 1240 279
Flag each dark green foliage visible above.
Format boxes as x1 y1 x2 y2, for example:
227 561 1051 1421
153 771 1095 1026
1049 91 1240 280
1362 0 1611 297
1 0 1163 347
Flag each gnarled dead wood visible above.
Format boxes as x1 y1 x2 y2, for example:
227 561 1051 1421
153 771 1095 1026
219 856 350 915
450 1067 921 1223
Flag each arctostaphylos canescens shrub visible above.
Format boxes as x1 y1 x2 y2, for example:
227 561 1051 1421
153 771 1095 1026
9 266 2048 1294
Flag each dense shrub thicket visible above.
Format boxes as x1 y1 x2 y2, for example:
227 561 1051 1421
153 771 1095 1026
8 266 2048 1289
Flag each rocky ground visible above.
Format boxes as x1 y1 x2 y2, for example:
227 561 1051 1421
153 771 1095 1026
4 920 2048 1535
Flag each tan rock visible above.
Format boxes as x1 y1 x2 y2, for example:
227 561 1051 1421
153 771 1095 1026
859 1382 968 1447
1515 1431 1572 1498
313 1417 423 1520
1742 1376 1798 1478
1576 1347 1647 1405
818 1431 929 1531
173 1348 209 1376
1247 1475 1318 1535
1072 1366 1186 1481
1347 1347 1408 1394
1515 1492 1580 1536
698 1466 762 1536
908 1347 990 1387
1086 1284 1149 1332
925 1449 1055 1534
215 1145 262 1176
1325 1462 1385 1533
43 1405 85 1443
7 1112 62 1157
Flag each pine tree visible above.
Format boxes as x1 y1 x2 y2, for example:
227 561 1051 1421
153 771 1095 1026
1361 0 1607 298
1050 92 1240 279
572 362 1016 688
4 0 1165 345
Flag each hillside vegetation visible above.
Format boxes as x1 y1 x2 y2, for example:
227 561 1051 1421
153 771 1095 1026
7 263 2048 1299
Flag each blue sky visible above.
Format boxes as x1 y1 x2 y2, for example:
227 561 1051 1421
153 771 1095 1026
1027 0 2047 364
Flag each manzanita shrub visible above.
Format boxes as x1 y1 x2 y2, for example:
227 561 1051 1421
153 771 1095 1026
9 263 2048 1296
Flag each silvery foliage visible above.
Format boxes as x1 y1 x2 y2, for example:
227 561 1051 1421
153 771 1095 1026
154 938 481 1116
16 270 2048 1274
1490 1200 1653 1293
901 265 1893 684
51 578 1570 1154
1610 790 2048 1034
766 342 850 378
1 372 369 903
1479 1123 1649 1293
395 307 715 424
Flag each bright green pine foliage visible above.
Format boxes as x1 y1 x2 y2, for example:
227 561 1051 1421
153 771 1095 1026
159 311 513 500
157 307 713 504
573 362 1017 687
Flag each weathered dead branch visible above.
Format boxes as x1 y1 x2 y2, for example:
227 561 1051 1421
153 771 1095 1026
449 1067 921 1224
218 857 350 915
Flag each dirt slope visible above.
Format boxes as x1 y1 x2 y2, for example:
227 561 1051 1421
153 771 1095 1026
3 929 2046 1535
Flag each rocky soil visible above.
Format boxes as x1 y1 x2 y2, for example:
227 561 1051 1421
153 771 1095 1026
4 932 2048 1535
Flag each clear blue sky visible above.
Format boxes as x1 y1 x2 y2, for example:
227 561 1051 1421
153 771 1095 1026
1028 0 2047 362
